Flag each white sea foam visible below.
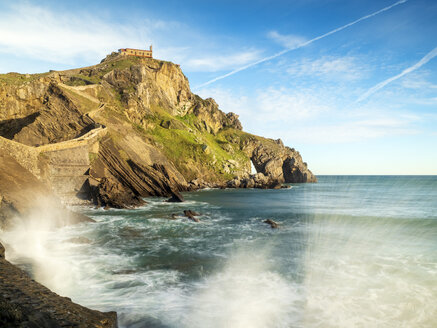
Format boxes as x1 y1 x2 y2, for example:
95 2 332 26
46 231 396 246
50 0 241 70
180 247 301 328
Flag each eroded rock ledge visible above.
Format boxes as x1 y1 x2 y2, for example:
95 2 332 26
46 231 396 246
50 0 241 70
0 242 117 328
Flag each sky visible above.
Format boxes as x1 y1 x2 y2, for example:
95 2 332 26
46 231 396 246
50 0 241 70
0 0 436 175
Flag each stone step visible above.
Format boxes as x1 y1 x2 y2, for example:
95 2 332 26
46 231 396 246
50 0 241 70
57 192 91 206
45 147 90 166
49 165 89 176
50 176 89 194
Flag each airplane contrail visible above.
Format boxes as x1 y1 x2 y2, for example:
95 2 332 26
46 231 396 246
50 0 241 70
195 0 409 89
356 46 437 102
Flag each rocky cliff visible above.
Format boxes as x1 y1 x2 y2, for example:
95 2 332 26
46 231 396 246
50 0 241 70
0 52 316 211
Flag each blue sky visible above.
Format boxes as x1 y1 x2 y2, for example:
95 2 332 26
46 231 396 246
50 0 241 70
0 0 436 174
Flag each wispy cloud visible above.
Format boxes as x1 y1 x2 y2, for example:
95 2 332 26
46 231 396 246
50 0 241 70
199 85 420 144
268 31 307 49
183 50 261 72
286 56 366 81
198 86 331 128
357 46 437 102
401 72 437 90
0 3 153 64
195 0 409 89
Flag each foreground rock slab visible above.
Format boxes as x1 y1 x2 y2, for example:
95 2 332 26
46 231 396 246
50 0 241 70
0 242 117 327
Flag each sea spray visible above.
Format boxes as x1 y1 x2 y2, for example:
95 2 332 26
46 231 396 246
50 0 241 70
181 245 301 328
0 196 80 294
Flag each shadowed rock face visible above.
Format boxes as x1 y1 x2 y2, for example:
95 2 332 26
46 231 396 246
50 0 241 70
0 243 117 328
88 136 189 208
1 83 96 146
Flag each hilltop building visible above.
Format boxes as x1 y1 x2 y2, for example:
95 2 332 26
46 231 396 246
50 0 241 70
118 45 152 58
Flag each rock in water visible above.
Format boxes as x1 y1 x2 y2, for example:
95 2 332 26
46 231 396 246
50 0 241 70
167 191 185 202
264 219 279 229
183 210 200 222
184 209 200 216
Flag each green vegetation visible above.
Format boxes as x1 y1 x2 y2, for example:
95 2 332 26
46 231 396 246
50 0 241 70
0 72 49 86
134 105 250 181
88 152 98 164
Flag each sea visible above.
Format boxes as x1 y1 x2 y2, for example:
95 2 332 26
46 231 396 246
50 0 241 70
1 175 437 328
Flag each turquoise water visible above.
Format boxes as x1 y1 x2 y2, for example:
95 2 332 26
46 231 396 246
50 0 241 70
2 176 437 327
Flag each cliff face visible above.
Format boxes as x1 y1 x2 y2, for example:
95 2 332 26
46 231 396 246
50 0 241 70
0 53 316 210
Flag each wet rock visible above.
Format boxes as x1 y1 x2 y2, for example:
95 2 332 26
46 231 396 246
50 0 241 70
184 210 200 222
264 219 279 229
170 213 178 220
0 256 118 327
91 176 145 209
167 191 185 203
268 180 282 189
0 242 4 258
186 209 200 216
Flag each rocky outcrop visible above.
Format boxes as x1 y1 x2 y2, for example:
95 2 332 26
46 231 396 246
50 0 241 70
88 136 189 208
189 97 242 134
239 137 316 183
167 191 185 202
0 242 117 327
0 81 96 147
0 53 316 208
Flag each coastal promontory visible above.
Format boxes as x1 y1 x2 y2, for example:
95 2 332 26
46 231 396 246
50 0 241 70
0 52 316 215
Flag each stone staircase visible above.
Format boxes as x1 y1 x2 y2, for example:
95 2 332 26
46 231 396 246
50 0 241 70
45 145 91 205
1 123 107 206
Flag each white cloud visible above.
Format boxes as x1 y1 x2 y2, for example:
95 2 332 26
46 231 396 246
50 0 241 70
183 50 262 72
400 74 437 90
277 116 419 144
198 86 330 127
255 87 329 121
286 56 366 81
0 3 153 64
267 31 307 49
199 86 420 144
0 3 259 74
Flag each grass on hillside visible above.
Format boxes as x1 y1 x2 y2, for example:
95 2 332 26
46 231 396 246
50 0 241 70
0 72 49 86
